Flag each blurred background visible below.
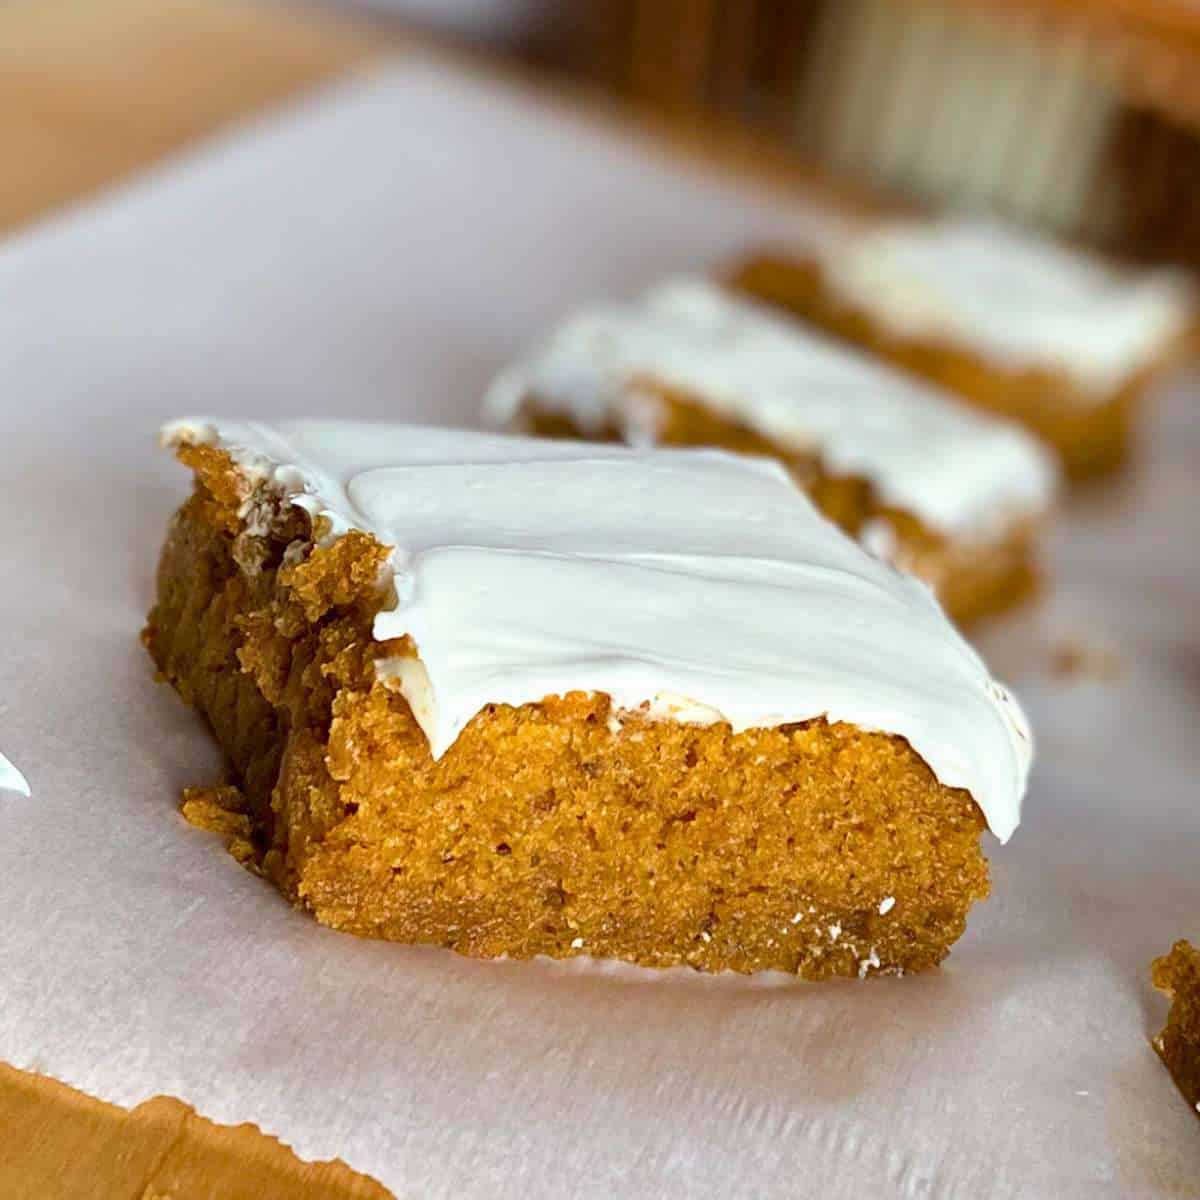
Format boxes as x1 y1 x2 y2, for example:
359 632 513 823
9 0 1200 267
343 0 1200 266
554 0 1200 267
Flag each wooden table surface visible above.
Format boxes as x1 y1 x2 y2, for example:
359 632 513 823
0 3 862 1195
0 0 875 235
0 0 383 238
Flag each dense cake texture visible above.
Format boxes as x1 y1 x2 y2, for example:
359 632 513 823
1152 940 1200 1121
485 278 1055 626
730 217 1197 479
145 420 1032 978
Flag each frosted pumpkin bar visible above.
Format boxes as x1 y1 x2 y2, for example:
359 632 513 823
145 419 1032 979
730 216 1197 479
485 278 1056 626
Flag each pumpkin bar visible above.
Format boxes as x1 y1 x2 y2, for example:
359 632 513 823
730 216 1197 479
145 419 1032 979
485 278 1056 626
1152 940 1200 1122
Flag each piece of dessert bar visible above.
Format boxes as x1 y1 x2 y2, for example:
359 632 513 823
730 215 1196 479
145 419 1032 979
1152 940 1200 1121
485 277 1056 626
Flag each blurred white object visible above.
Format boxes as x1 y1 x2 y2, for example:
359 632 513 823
799 0 1122 238
0 751 30 797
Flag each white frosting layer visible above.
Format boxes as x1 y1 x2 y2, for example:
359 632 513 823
162 419 1032 841
0 750 30 797
816 216 1195 396
483 278 1056 541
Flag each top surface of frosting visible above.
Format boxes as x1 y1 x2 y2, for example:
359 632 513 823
484 278 1055 539
163 418 1031 841
816 216 1195 394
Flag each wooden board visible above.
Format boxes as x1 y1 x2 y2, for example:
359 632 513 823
0 1064 394 1199
0 0 378 236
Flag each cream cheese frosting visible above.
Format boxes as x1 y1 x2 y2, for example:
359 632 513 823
814 216 1195 397
0 750 30 797
483 277 1056 542
162 418 1032 841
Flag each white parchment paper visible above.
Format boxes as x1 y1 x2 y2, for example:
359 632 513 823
0 58 1197 1199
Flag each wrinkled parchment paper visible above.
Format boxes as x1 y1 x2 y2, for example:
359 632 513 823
1 59 1197 1199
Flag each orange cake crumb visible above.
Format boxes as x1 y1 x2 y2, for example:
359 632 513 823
1152 940 1200 1121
